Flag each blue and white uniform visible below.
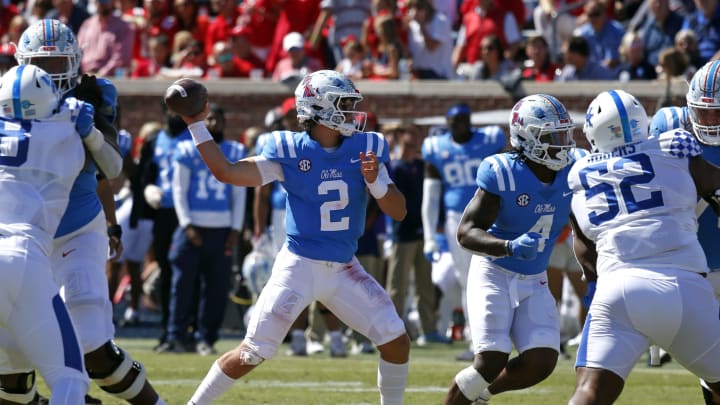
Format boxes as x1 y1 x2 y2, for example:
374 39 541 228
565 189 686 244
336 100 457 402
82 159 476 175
569 130 720 382
244 130 406 359
651 106 720 295
467 151 578 355
421 126 506 292
0 99 89 393
50 78 121 354
167 138 246 346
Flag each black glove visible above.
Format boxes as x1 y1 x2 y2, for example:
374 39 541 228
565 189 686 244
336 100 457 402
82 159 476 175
75 74 103 108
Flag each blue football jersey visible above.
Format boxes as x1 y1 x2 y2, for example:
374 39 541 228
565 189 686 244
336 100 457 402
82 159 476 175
261 130 389 263
256 132 288 210
422 126 506 212
55 82 118 238
476 152 578 275
652 106 720 270
174 139 246 212
154 128 192 208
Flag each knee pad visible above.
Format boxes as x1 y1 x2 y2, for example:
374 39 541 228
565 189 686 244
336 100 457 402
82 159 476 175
0 371 36 404
455 366 490 402
87 342 146 400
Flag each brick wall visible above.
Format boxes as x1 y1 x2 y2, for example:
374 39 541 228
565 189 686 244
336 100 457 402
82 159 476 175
116 79 688 142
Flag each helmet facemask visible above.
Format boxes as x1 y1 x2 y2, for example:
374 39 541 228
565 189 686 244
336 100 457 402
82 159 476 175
686 60 720 145
521 124 576 171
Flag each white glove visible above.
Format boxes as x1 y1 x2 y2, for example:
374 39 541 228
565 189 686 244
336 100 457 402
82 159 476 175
143 184 163 210
424 238 440 262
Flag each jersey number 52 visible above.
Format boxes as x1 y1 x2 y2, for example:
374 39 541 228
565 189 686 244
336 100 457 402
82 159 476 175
578 153 664 225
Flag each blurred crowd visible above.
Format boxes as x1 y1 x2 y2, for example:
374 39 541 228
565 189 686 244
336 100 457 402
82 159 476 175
1 0 718 84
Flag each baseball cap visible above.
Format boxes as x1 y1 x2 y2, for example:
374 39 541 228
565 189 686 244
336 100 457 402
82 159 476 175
281 97 296 116
283 32 305 52
446 103 471 117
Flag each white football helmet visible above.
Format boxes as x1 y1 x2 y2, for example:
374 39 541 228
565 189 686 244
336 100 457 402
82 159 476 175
583 89 648 153
294 70 366 136
241 250 272 297
686 60 720 145
509 93 576 170
15 19 81 96
0 65 60 120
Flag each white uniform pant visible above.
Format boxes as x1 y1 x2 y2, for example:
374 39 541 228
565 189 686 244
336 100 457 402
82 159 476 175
244 247 406 360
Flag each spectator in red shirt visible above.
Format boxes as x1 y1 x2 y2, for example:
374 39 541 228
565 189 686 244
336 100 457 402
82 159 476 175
205 40 256 78
204 0 240 58
172 0 209 44
236 0 283 60
132 33 172 77
453 0 523 67
168 30 206 77
0 2 19 40
361 0 407 59
1 15 28 48
264 0 322 75
229 26 265 75
521 34 560 82
132 0 176 61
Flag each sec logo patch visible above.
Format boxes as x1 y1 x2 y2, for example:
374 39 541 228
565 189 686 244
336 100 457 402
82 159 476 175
516 193 530 207
298 159 312 172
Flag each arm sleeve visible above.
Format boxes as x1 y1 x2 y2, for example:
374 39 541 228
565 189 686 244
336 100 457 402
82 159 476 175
83 127 123 179
231 185 247 231
171 161 193 228
252 156 285 185
422 178 442 241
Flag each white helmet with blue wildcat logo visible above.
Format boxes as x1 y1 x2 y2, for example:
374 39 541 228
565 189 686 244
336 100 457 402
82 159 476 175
686 60 720 145
583 89 648 153
15 19 81 96
294 70 366 136
509 93 576 170
0 64 60 120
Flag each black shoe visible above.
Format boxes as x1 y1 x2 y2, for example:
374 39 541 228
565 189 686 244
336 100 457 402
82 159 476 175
85 394 102 404
30 392 49 405
154 340 192 353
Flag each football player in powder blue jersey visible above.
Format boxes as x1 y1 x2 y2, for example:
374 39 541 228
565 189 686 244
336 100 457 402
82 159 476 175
444 94 583 405
180 70 410 405
650 59 720 404
421 103 506 359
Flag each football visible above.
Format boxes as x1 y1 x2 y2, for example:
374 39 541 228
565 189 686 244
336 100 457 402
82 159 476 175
163 78 208 117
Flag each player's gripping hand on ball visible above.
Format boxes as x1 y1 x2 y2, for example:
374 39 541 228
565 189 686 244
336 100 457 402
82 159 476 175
75 101 96 139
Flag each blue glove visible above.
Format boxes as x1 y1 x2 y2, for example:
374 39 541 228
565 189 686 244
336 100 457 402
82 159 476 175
508 232 541 260
582 281 596 309
75 102 95 139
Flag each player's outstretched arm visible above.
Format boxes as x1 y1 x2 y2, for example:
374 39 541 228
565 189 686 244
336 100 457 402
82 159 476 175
181 104 264 188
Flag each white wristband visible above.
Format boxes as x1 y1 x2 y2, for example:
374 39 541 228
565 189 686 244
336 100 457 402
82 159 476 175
365 179 389 199
187 121 213 145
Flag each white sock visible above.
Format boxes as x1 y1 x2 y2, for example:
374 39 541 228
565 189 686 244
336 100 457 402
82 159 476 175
377 358 409 405
330 330 343 342
188 361 236 405
155 398 167 405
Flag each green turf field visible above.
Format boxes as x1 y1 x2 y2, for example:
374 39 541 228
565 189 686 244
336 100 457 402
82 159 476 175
65 338 702 404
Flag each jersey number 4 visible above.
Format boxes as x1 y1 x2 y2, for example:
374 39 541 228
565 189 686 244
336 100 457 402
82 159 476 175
578 153 664 225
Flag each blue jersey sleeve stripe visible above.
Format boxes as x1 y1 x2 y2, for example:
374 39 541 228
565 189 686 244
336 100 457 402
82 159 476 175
272 132 284 158
496 154 515 191
372 132 384 157
365 131 374 155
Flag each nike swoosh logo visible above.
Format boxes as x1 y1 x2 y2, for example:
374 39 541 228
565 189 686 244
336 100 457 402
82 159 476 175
350 158 362 163
563 191 573 197
61 248 76 258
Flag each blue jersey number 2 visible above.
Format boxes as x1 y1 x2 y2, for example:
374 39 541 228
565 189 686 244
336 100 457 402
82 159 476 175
579 153 664 225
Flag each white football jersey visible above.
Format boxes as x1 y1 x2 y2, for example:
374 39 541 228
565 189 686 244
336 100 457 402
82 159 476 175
0 101 85 255
568 129 707 275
